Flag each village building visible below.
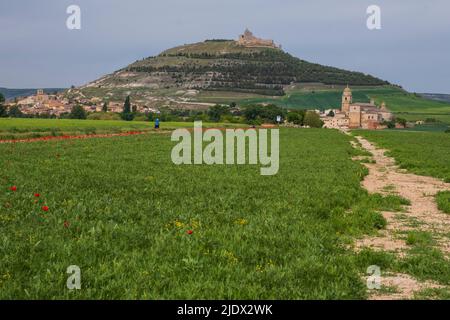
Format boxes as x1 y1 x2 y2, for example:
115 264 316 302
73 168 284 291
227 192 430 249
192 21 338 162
15 89 71 116
322 86 393 129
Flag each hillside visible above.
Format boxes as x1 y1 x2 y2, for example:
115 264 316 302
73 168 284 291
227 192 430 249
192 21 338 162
420 93 450 103
78 40 388 99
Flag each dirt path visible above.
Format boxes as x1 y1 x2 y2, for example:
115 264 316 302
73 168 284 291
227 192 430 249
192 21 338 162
351 135 450 299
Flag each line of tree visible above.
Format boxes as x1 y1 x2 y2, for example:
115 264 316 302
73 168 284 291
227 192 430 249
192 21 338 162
0 93 7 117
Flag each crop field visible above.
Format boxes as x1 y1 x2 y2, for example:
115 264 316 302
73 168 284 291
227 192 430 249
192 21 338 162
0 119 244 140
196 85 450 124
1 125 418 299
196 86 398 109
354 130 450 182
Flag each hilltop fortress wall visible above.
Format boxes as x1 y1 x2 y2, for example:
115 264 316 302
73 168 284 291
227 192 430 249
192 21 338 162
237 29 280 49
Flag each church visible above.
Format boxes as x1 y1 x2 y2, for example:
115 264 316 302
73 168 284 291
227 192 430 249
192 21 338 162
322 86 393 129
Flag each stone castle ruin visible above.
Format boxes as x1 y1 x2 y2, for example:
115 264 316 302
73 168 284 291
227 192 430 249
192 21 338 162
237 29 280 49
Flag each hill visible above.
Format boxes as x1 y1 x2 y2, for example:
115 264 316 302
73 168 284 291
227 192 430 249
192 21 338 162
76 39 388 100
70 38 450 123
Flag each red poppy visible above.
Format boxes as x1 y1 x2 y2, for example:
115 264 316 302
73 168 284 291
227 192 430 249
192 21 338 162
34 193 40 197
64 221 70 228
10 186 17 192
187 230 193 235
42 206 49 212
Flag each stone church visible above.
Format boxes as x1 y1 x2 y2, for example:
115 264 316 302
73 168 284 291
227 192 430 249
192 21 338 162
322 86 393 129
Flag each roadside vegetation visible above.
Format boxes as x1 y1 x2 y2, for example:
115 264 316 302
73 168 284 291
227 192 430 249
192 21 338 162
353 130 450 182
436 191 450 214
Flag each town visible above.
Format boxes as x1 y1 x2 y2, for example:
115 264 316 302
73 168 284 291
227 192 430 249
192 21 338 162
3 89 158 118
1 86 399 130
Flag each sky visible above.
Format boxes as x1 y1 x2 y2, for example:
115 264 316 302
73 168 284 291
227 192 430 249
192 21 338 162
0 0 449 93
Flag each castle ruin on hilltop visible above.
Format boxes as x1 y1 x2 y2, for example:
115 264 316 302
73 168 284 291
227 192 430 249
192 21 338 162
237 29 280 48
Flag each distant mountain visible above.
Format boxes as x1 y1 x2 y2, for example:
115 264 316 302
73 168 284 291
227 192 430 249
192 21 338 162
0 88 66 100
420 93 450 103
80 39 389 98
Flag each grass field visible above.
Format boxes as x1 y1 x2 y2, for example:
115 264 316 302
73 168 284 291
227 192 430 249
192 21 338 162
1 126 416 299
0 119 245 140
353 130 450 182
1 121 449 299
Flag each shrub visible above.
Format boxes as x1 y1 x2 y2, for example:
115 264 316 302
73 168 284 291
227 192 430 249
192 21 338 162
87 112 121 121
303 111 323 128
8 105 23 118
207 104 231 122
133 114 148 122
70 105 87 119
287 112 301 124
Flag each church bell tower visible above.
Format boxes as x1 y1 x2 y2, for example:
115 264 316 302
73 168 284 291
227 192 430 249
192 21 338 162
342 85 352 113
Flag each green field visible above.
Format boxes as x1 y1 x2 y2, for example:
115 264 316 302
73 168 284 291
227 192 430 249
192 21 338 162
196 86 398 109
0 126 415 299
195 85 450 124
0 119 245 140
354 130 450 182
1 121 449 299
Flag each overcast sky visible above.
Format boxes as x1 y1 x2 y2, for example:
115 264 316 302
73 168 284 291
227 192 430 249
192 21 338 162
1 0 449 93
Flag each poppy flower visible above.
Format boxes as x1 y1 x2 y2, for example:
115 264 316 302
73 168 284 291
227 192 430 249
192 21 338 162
34 193 40 197
64 221 70 228
10 186 17 192
42 206 49 212
187 230 193 235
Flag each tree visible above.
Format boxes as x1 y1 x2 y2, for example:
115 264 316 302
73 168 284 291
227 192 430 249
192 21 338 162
207 104 230 122
0 93 7 117
287 112 300 124
286 110 304 125
102 102 108 112
70 105 87 119
386 121 395 129
396 117 407 128
242 104 285 124
327 110 335 117
0 105 7 117
121 96 134 121
8 105 23 118
303 111 323 128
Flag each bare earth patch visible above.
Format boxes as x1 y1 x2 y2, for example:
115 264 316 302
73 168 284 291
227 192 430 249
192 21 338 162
368 273 443 300
351 135 450 299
